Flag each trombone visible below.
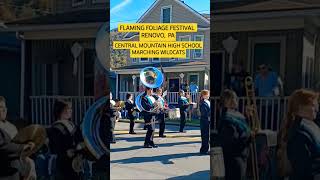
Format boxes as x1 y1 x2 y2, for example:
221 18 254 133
245 76 260 180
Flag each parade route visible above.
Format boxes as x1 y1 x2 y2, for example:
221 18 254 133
110 122 210 180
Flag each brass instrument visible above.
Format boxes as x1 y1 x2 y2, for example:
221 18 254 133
119 101 125 109
82 96 109 160
245 76 260 180
12 124 46 180
135 67 164 113
13 124 47 156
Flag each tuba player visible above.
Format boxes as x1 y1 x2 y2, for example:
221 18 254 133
141 87 159 148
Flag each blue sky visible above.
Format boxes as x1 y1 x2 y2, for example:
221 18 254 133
110 0 210 30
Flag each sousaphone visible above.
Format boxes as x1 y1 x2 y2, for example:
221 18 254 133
81 96 109 160
135 67 164 112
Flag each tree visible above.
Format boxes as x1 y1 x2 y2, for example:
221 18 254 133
0 0 50 22
0 1 16 21
110 29 128 69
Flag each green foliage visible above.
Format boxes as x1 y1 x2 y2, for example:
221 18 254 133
0 0 50 21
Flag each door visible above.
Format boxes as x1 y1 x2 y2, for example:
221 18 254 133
253 43 281 75
188 73 199 92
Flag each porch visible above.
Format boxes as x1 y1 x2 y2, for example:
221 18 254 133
21 38 104 122
29 95 289 131
213 7 320 96
117 71 207 94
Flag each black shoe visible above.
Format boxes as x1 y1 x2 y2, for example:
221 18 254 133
144 144 153 148
151 144 158 148
200 151 209 155
129 131 137 134
159 134 166 138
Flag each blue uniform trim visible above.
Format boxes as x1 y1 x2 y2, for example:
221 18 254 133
224 112 250 134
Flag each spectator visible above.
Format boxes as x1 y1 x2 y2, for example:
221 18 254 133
225 64 249 97
254 64 279 97
189 81 199 93
254 64 280 130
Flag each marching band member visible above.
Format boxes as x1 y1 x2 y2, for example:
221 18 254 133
109 93 118 143
114 99 122 122
0 96 35 180
178 90 190 133
125 93 136 134
48 100 82 179
217 89 252 180
199 90 210 155
154 88 166 138
280 89 320 180
141 87 158 148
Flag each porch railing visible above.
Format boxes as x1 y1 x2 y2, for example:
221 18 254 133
30 96 95 126
30 95 289 131
119 92 200 104
211 96 289 131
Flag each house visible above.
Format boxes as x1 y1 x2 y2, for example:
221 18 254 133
212 0 320 96
2 0 110 125
113 0 210 104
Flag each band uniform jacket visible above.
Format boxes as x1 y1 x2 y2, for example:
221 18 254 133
287 117 320 180
0 128 24 179
217 109 252 180
125 100 135 119
141 93 157 123
199 99 210 123
153 95 165 115
178 96 189 113
47 120 80 179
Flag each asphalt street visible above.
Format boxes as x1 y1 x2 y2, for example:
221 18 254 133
110 121 210 180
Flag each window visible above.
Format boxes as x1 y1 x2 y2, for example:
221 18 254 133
161 6 172 23
179 35 191 59
140 58 149 62
193 35 204 59
72 0 85 6
132 58 138 63
152 58 160 62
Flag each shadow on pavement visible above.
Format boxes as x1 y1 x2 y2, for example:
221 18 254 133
111 140 201 153
115 134 200 142
111 152 205 165
167 170 210 180
115 136 146 142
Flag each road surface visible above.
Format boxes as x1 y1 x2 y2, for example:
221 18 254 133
110 121 210 180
